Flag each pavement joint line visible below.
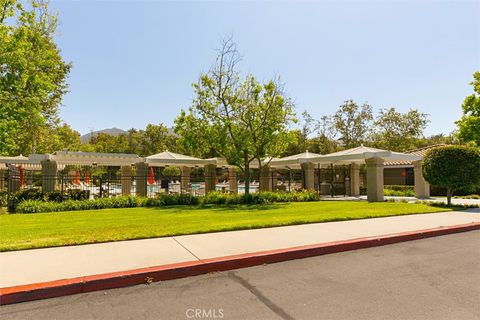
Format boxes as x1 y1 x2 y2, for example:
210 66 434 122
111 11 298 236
171 237 203 262
1 222 479 306
227 271 294 320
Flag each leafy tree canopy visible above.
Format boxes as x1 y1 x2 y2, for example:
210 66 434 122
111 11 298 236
332 100 373 149
0 0 71 155
371 108 429 151
283 112 338 156
81 123 178 157
456 71 480 146
175 38 296 193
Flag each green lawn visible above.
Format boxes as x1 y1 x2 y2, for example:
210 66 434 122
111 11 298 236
0 202 451 252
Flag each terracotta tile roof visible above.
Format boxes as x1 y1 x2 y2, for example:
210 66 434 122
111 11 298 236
384 144 449 167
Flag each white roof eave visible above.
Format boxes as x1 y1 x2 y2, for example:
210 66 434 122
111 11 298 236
146 158 216 167
44 151 142 166
269 159 305 167
385 153 423 162
300 151 392 164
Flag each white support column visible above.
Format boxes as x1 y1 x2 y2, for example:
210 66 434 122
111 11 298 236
349 163 360 196
365 157 384 202
301 162 315 190
413 161 430 198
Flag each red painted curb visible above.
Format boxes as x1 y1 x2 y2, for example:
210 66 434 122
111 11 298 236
1 222 479 305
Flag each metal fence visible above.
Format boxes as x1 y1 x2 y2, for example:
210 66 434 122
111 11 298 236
2 172 207 199
317 165 349 196
0 165 351 199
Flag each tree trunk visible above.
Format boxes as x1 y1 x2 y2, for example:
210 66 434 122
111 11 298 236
446 187 452 206
244 157 250 195
258 158 263 193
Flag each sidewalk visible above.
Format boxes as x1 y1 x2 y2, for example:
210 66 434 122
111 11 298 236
1 209 479 291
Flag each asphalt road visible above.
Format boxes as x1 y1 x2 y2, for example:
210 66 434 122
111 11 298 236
1 231 479 320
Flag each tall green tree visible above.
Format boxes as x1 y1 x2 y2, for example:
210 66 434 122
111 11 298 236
332 100 373 148
283 112 339 155
80 123 179 156
86 133 123 153
456 71 480 146
283 111 320 155
371 108 429 151
315 115 339 154
0 0 71 155
175 39 296 194
136 123 177 156
415 133 457 149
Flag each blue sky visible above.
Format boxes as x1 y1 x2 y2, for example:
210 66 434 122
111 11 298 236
51 0 479 136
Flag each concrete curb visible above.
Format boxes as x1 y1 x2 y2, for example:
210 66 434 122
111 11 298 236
1 222 479 305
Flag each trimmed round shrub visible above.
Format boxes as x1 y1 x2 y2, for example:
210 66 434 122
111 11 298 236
423 146 480 204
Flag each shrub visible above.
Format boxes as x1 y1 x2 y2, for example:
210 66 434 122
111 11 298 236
203 192 239 205
202 190 320 205
384 185 415 197
241 193 265 204
162 166 181 177
0 190 8 208
8 188 45 212
426 201 479 209
16 200 59 213
423 146 480 205
15 196 146 214
46 191 67 202
13 190 320 213
360 187 367 195
66 189 90 201
155 193 199 206
8 188 93 212
453 194 480 199
431 184 480 197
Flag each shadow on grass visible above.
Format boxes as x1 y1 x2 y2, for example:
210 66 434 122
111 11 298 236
147 203 287 213
427 202 478 210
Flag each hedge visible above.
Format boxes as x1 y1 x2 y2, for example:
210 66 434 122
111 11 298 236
0 190 7 208
16 196 146 213
384 185 415 197
7 188 90 212
13 190 321 214
144 193 200 206
202 190 320 205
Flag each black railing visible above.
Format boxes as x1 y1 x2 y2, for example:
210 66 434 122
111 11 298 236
0 166 350 198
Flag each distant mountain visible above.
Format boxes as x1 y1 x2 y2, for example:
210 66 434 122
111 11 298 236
80 128 127 143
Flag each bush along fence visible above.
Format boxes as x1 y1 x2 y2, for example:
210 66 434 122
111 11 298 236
12 190 321 214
